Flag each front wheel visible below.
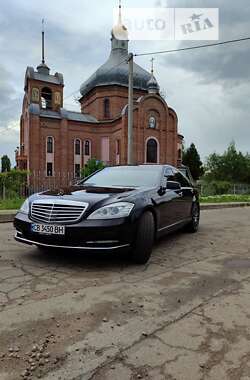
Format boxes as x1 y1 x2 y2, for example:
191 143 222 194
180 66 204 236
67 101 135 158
185 202 200 233
131 211 155 264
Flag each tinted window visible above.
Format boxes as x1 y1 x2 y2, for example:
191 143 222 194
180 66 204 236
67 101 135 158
82 166 162 188
173 171 191 187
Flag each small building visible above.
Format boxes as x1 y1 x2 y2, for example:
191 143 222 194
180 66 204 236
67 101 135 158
16 5 183 183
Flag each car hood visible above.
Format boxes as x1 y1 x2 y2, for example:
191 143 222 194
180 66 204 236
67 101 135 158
30 185 142 210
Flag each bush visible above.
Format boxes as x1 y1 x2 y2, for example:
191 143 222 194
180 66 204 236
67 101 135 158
81 159 106 178
0 170 28 199
200 180 232 196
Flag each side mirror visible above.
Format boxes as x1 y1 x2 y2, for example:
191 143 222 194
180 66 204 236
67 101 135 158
166 181 181 191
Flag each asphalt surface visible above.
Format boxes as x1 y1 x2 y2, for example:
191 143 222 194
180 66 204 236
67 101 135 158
0 208 250 380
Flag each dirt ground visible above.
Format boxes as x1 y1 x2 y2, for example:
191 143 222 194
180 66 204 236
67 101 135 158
0 208 250 380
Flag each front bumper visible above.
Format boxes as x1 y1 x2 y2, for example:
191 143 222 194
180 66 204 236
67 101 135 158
14 212 137 253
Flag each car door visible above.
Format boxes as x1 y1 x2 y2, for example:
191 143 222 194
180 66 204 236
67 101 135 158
172 169 194 219
154 168 181 230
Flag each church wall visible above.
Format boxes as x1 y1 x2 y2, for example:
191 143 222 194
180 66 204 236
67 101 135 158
80 86 147 121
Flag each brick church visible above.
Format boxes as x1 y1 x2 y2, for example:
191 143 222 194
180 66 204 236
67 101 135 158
16 4 183 182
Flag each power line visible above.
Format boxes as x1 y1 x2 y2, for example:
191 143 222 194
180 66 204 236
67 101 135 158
64 57 128 101
64 37 250 100
135 36 250 57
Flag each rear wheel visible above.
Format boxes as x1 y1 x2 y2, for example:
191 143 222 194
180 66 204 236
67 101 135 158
131 211 155 264
186 202 200 233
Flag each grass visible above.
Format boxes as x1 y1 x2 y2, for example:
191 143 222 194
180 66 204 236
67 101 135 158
200 194 250 203
0 198 25 210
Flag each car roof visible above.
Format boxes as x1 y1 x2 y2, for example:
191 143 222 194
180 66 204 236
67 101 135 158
106 164 175 170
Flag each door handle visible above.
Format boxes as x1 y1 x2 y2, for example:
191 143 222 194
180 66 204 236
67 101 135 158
178 191 183 198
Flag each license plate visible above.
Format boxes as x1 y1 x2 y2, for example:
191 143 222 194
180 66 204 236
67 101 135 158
31 224 65 235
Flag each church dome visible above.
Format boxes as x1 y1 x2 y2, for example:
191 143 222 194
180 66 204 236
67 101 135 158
80 2 151 97
112 22 128 41
147 73 160 94
80 48 152 97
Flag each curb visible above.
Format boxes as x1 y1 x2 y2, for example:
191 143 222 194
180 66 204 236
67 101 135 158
0 211 18 223
201 202 250 210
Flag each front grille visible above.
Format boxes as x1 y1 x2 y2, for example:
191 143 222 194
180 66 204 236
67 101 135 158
31 199 88 224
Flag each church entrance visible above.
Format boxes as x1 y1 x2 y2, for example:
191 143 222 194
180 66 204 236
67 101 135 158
146 138 158 163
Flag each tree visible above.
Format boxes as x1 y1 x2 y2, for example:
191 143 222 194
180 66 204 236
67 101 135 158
182 143 204 180
81 158 105 178
205 142 250 183
1 155 11 173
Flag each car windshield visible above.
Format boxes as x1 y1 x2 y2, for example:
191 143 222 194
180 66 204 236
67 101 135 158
81 166 162 188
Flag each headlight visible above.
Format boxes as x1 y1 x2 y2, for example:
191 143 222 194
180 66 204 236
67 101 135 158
20 199 30 214
87 202 134 220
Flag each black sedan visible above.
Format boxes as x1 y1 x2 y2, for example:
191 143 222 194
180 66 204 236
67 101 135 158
14 165 200 264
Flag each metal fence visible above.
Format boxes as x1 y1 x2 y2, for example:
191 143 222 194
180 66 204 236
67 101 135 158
1 173 250 200
199 183 250 197
0 172 79 200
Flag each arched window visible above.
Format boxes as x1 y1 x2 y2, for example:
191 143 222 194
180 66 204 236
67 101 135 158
116 140 120 165
75 139 81 155
84 140 91 156
46 136 54 177
104 98 110 119
41 87 52 110
146 138 158 163
47 136 54 154
178 148 182 160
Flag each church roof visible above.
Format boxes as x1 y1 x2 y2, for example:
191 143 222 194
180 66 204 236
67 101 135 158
28 104 98 123
25 67 64 90
80 49 151 97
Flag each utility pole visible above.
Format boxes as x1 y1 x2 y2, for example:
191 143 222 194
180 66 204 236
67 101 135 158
127 52 134 165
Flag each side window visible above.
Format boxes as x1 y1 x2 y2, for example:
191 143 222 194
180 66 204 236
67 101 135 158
173 171 191 187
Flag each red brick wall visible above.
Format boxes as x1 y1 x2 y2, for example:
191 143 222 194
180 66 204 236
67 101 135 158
20 80 181 178
80 86 147 121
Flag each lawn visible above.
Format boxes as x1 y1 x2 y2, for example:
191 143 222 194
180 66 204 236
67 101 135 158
200 194 250 203
0 198 25 210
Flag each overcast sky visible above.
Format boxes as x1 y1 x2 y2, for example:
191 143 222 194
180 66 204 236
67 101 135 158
0 0 249 165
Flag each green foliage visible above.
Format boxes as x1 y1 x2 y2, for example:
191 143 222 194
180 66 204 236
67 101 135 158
205 142 250 183
199 180 232 196
182 143 204 180
0 170 28 199
81 158 106 178
1 155 11 172
0 198 25 210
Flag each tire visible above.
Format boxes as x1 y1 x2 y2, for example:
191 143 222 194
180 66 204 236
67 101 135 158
131 211 155 264
186 201 200 233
